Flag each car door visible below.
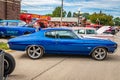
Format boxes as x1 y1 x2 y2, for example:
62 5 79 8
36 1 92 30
4 22 20 36
55 30 88 54
43 30 59 53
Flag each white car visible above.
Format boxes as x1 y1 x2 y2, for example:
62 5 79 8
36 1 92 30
70 26 114 40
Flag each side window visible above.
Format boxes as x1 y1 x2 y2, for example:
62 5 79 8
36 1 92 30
45 31 56 38
78 29 85 34
56 30 78 39
8 22 18 26
86 29 96 34
0 22 6 26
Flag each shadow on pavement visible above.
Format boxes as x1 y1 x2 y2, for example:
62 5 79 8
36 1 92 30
19 53 120 62
105 55 120 62
20 53 92 60
8 74 27 79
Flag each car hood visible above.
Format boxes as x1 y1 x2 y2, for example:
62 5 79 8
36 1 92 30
83 36 108 40
82 36 115 44
97 26 110 34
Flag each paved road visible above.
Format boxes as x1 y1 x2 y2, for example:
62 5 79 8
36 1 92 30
1 32 120 80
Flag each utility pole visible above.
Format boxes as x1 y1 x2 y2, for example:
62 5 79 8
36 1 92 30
60 0 63 26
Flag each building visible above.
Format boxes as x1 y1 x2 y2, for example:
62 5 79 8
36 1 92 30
49 17 79 27
0 0 21 20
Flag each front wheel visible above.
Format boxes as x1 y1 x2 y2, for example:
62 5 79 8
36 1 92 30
91 48 107 61
26 46 44 59
4 53 16 76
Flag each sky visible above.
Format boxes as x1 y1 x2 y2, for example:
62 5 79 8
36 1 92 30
21 0 120 17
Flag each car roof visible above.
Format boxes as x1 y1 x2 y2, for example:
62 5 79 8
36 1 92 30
69 27 96 30
41 27 72 31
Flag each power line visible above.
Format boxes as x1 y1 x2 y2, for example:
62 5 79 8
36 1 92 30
22 2 39 8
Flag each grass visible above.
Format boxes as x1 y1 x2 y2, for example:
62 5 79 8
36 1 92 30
0 42 9 50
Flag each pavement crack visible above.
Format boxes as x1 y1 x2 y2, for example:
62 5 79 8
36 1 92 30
31 58 67 80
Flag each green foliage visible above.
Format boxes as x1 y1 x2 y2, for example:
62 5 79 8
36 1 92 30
45 14 53 17
82 13 90 19
90 12 114 26
52 6 66 17
0 42 9 50
67 11 72 17
73 12 77 17
113 17 120 26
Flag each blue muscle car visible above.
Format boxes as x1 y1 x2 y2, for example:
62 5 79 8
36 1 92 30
8 28 117 60
0 20 36 37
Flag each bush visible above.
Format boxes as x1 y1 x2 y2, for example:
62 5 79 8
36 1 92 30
0 42 9 50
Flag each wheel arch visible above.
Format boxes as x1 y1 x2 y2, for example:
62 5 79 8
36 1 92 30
89 46 108 55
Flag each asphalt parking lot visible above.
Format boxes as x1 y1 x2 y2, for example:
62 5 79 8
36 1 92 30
1 32 120 80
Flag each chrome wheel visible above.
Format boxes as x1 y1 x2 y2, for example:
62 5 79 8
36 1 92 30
27 46 43 59
92 48 107 60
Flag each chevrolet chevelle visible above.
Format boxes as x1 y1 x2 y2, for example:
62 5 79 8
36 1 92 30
8 28 117 60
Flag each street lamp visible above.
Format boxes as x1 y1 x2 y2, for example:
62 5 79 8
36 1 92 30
78 11 80 26
60 0 63 26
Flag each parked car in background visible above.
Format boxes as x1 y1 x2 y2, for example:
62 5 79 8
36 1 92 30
8 28 117 60
70 26 114 40
0 20 36 37
103 26 119 35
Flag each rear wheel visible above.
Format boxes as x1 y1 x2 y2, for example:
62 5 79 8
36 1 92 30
27 45 44 59
91 48 107 60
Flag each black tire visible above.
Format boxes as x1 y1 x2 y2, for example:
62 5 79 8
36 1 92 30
91 47 107 61
4 53 16 76
26 46 44 59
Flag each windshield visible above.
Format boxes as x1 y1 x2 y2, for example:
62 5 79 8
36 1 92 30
72 30 84 38
18 21 26 26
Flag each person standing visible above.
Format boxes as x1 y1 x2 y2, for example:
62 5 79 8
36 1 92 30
33 22 40 32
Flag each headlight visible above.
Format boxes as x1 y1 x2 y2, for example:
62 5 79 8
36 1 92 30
113 44 117 48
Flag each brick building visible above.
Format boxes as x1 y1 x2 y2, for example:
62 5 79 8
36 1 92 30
0 0 21 20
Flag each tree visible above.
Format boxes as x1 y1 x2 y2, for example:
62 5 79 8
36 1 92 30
89 12 114 26
52 6 66 17
82 13 90 19
73 12 77 17
113 17 120 26
67 11 72 17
